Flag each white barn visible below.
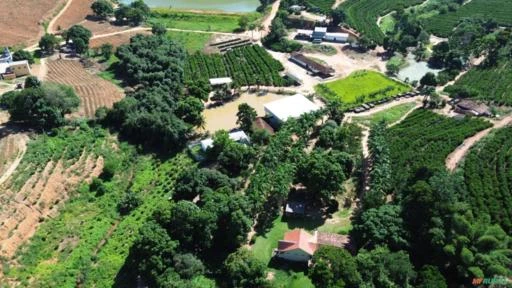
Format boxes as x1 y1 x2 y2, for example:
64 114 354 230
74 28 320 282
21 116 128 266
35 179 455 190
264 94 320 124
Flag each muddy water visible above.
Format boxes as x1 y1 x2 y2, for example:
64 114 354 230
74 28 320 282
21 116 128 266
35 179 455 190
201 92 287 133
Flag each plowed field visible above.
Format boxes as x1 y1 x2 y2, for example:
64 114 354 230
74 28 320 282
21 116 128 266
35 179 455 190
0 0 64 47
46 60 124 118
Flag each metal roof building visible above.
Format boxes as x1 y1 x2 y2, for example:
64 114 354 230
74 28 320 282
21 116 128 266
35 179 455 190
264 94 320 123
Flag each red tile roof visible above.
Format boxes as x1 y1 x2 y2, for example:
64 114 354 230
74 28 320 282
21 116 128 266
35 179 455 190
277 229 318 255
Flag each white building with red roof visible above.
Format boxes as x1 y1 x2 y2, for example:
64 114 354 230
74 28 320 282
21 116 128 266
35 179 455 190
274 229 349 262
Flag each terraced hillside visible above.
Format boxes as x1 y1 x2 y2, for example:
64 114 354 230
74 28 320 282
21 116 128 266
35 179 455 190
423 0 512 37
341 0 423 44
46 60 124 118
446 59 512 106
464 127 512 233
0 127 108 259
385 109 492 193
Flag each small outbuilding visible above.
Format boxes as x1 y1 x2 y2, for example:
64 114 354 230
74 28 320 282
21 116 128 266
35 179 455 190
324 32 349 43
454 99 491 117
285 200 306 217
209 77 233 87
264 94 320 124
289 53 335 78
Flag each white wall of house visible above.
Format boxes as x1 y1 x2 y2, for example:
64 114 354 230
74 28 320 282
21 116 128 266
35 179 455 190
276 249 311 262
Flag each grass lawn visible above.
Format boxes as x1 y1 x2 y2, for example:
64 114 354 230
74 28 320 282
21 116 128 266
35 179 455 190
315 70 412 109
300 43 337 56
97 54 123 87
251 203 352 288
379 13 396 34
166 30 212 53
251 217 314 288
353 102 418 126
149 8 260 33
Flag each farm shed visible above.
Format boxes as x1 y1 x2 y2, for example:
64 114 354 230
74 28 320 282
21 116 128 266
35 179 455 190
324 32 349 43
454 99 491 117
289 53 335 78
209 77 233 86
264 94 320 124
200 130 250 151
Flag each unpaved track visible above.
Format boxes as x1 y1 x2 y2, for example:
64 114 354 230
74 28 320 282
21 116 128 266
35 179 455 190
0 134 29 187
48 0 72 33
445 115 512 171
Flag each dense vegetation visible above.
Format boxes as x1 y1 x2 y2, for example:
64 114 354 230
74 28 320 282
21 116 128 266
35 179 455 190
423 0 512 37
340 0 423 44
1 80 79 129
304 0 336 13
315 70 411 108
446 58 512 105
385 109 491 193
106 34 204 149
464 127 512 233
443 28 512 104
185 45 287 87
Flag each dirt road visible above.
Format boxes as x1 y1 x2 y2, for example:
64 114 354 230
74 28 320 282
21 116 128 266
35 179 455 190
48 0 72 33
445 115 512 171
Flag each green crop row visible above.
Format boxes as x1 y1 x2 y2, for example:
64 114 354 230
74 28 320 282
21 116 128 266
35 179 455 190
464 127 512 233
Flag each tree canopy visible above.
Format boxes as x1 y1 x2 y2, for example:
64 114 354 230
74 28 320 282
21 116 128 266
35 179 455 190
5 83 79 129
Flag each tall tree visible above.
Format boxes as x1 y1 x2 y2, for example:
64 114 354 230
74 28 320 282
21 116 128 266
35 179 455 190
38 34 59 54
236 103 257 132
223 248 268 288
91 0 114 19
310 246 362 288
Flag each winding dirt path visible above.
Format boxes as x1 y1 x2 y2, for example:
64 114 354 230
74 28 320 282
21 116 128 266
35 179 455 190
0 134 29 187
333 0 346 9
445 115 512 171
48 0 72 34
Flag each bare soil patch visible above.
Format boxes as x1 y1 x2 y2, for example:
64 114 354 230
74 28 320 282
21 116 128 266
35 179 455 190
52 0 94 32
46 60 124 118
83 20 134 36
90 30 152 49
0 0 65 47
0 152 104 258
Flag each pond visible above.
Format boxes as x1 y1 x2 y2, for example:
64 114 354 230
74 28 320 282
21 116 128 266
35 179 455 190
397 53 442 83
120 0 260 12
201 92 287 133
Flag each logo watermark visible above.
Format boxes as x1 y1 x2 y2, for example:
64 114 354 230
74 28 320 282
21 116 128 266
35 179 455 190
472 276 511 286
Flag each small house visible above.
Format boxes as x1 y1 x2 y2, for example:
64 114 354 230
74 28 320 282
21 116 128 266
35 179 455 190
454 99 491 117
274 229 350 262
200 130 250 152
0 60 31 79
